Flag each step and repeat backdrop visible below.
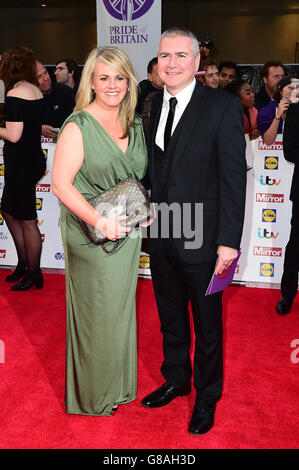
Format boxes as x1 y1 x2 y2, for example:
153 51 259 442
0 135 297 286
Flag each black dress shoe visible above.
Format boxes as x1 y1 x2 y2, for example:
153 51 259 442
276 297 293 315
11 269 43 291
188 398 216 435
141 381 191 408
5 261 28 283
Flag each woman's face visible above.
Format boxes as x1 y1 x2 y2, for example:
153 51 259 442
91 60 128 109
239 83 255 109
281 84 292 99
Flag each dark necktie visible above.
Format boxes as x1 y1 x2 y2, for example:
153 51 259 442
164 97 178 151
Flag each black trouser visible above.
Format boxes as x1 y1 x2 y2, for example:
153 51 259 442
150 239 223 405
281 201 299 301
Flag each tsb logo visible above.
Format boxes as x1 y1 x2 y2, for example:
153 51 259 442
262 209 276 223
260 263 274 277
264 156 278 169
36 198 43 211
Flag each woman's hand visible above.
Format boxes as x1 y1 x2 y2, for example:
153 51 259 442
96 214 131 241
139 203 156 228
276 98 290 118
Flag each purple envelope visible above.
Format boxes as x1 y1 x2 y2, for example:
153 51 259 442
205 250 241 296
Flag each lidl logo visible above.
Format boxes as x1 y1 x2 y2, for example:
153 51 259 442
264 156 278 169
42 149 48 161
0 164 4 176
139 255 150 269
36 198 43 211
0 214 4 225
260 263 274 277
262 209 276 223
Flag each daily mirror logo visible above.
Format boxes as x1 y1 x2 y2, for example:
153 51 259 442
103 0 154 21
258 141 283 151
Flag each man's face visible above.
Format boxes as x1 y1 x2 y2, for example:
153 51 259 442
263 66 285 94
55 61 70 85
203 65 219 88
148 63 164 90
36 61 51 93
158 35 200 95
219 67 237 88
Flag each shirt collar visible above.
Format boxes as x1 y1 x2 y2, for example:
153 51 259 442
163 78 196 107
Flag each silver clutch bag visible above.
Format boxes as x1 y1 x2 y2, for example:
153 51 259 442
78 176 153 250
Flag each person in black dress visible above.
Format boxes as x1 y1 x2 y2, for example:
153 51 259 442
0 46 46 290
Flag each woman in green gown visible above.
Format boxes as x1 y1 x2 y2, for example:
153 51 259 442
52 47 149 416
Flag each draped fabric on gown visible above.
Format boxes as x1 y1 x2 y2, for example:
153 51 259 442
59 110 147 416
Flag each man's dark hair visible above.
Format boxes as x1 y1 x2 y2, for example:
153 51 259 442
260 60 285 79
56 58 80 82
147 57 158 74
218 61 238 74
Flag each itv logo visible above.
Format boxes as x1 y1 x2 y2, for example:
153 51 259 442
258 228 279 239
260 175 281 186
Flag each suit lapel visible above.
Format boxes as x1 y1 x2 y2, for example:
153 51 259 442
167 82 206 182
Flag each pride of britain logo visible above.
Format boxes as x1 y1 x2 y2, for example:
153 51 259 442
103 0 154 21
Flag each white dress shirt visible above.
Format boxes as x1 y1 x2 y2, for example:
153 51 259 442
155 78 196 151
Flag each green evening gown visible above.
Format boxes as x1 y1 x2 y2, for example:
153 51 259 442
59 110 147 416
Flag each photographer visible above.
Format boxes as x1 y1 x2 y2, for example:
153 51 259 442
258 77 291 146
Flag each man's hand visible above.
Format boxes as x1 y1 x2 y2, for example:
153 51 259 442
42 124 58 139
214 245 238 275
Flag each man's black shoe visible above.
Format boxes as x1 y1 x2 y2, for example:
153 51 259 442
276 297 293 315
141 381 191 408
188 398 216 435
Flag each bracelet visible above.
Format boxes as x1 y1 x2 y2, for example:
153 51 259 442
274 117 281 121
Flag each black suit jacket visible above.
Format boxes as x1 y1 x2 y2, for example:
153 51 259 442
146 81 247 264
283 102 299 203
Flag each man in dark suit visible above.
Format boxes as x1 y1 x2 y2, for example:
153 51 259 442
141 27 247 435
276 101 299 315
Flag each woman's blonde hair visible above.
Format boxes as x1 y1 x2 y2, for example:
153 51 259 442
75 46 138 137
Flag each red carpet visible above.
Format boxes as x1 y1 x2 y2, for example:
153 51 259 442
0 268 298 449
